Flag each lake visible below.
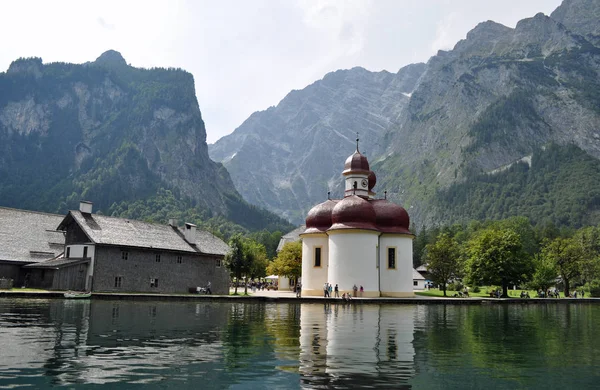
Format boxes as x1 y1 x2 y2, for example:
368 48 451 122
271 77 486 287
0 299 599 389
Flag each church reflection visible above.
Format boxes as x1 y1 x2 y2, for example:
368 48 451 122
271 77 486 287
299 303 416 389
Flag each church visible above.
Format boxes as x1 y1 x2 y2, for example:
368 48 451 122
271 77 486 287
300 140 414 297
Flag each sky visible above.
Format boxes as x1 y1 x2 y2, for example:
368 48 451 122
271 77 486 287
0 0 562 143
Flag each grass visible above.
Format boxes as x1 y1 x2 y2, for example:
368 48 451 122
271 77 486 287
415 287 571 298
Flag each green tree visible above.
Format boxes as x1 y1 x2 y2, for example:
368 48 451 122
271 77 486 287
423 233 462 297
225 234 250 295
267 241 302 287
466 228 532 297
542 237 583 297
574 226 600 284
529 254 558 293
245 239 269 281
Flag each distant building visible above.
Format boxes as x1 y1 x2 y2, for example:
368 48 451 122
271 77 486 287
300 140 414 297
1 202 230 293
412 269 426 290
0 207 65 287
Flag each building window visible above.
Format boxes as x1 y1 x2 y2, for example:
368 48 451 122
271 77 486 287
66 247 70 258
413 280 418 287
314 247 322 267
83 246 88 258
122 251 128 260
155 254 161 263
216 258 221 267
150 278 159 288
115 276 122 288
388 247 396 269
177 255 183 264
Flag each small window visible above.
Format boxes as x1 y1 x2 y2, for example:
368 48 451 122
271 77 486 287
314 247 322 267
150 278 159 288
216 258 221 267
83 246 88 258
66 247 71 258
114 276 122 288
177 255 183 264
122 251 128 260
413 280 418 287
388 247 396 269
155 254 161 263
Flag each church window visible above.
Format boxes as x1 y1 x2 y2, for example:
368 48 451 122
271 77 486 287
314 247 322 267
388 247 396 269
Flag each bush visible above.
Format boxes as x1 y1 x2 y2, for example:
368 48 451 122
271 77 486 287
447 282 464 291
584 281 600 297
471 286 481 293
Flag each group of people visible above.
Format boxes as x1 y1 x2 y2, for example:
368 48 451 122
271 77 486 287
322 283 364 298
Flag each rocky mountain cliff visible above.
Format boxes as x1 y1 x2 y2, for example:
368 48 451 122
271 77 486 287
209 64 425 222
210 0 600 228
0 51 291 233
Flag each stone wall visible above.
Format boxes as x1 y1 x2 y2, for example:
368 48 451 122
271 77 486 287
92 246 229 294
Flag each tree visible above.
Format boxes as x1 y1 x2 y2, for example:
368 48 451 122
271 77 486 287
466 228 532 297
529 254 557 293
267 241 302 288
245 239 269 281
423 233 462 297
542 237 583 297
225 235 250 295
574 226 600 284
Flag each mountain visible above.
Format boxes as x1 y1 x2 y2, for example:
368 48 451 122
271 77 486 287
210 0 600 228
209 63 425 222
0 51 292 235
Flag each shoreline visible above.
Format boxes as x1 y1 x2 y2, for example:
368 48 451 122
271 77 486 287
0 290 598 304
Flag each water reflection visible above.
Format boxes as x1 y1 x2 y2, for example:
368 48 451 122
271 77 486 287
1 300 600 389
299 303 416 388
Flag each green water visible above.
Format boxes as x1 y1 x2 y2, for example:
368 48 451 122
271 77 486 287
0 299 599 389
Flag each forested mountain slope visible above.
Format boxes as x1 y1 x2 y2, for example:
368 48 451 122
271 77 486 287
0 51 292 235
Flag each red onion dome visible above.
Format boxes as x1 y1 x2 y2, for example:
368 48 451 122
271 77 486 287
305 199 338 233
371 199 411 234
329 195 378 231
342 150 370 175
368 170 376 190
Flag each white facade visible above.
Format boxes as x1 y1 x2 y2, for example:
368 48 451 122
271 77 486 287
328 230 379 296
379 236 414 297
301 234 329 295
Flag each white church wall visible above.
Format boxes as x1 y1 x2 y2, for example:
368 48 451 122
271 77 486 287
379 235 414 297
301 233 329 296
329 230 379 297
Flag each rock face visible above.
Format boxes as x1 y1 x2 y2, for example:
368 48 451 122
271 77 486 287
209 64 425 222
0 51 285 231
210 0 600 227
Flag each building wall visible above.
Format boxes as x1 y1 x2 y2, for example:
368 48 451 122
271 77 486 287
379 235 413 297
328 230 379 296
53 264 88 290
27 269 55 289
301 234 329 296
92 246 228 294
413 279 426 290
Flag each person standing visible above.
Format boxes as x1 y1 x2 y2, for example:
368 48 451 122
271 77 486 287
359 285 364 297
334 284 339 298
353 284 358 297
328 283 332 297
206 281 212 295
324 282 329 297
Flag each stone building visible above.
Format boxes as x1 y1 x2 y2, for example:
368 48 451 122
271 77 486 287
300 141 414 297
1 202 230 294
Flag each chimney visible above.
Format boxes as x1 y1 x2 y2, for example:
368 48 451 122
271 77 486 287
184 222 196 245
79 201 93 214
168 218 177 227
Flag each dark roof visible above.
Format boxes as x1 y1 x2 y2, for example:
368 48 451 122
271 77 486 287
62 211 228 256
277 225 306 252
0 207 65 263
24 257 89 269
193 229 230 256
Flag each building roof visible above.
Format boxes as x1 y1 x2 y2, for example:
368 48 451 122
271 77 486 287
61 211 228 256
277 225 306 252
413 269 426 280
416 264 428 272
24 257 89 269
0 207 65 263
